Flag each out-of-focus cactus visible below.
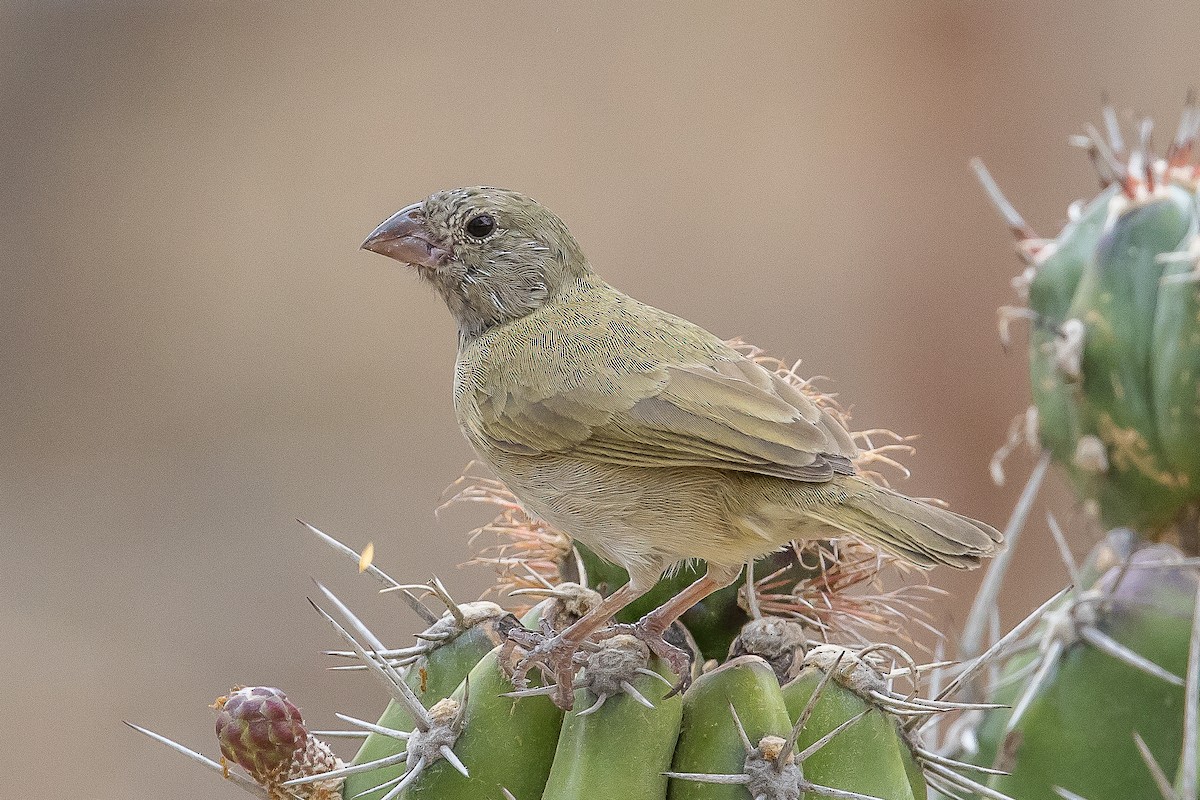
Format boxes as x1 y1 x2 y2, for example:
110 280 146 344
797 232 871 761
946 101 1200 800
945 534 1199 800
981 101 1200 538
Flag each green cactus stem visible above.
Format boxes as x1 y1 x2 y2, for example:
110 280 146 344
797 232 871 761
958 536 1199 800
399 644 564 799
980 103 1200 540
331 589 515 800
668 655 795 800
781 649 926 800
541 644 684 800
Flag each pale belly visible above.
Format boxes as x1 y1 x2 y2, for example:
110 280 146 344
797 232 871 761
481 450 833 589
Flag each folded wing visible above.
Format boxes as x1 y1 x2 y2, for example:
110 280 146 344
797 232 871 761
470 353 858 482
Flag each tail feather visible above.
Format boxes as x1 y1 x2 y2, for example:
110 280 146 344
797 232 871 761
806 479 1002 569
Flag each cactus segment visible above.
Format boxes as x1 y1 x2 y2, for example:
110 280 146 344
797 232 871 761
1025 186 1118 470
398 645 564 799
1083 189 1194 406
1152 234 1200 492
343 609 511 800
666 653 898 800
541 652 684 800
990 107 1200 536
1065 187 1197 530
667 655 795 800
781 656 925 800
966 541 1199 800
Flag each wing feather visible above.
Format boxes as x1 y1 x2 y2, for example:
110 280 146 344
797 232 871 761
467 352 857 481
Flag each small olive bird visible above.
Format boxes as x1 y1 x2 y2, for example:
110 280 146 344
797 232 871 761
362 187 1001 707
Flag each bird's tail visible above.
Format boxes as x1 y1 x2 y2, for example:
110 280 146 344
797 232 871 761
806 477 1003 569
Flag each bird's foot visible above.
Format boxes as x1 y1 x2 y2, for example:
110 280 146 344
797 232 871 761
505 627 586 710
613 619 695 696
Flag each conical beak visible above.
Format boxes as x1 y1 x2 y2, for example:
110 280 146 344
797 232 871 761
361 203 452 269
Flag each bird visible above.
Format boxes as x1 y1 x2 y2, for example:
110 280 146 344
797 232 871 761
361 187 1002 708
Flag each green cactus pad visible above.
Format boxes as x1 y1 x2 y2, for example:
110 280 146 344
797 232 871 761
541 655 684 800
967 543 1198 800
399 645 564 799
344 616 507 800
1065 187 1197 530
782 662 925 799
668 655 794 800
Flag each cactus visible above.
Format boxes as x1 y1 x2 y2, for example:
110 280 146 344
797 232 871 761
942 99 1200 800
127 345 1008 800
982 100 1200 538
127 524 1001 800
943 533 1199 800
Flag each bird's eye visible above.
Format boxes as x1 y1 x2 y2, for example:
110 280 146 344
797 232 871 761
464 213 496 239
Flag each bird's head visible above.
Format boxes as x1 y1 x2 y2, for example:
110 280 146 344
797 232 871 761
362 187 588 338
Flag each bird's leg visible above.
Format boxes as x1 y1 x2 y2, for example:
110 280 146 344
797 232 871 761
510 581 649 709
618 564 742 693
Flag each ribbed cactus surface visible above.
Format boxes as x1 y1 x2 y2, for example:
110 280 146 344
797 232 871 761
986 104 1200 538
958 101 1200 800
317 547 965 800
949 534 1199 800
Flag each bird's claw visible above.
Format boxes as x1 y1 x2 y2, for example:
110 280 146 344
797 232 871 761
505 628 585 709
612 620 695 696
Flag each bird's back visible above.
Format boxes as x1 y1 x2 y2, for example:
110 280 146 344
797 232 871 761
454 273 728 415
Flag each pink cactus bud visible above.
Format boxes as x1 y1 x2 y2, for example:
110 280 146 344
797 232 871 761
214 687 306 782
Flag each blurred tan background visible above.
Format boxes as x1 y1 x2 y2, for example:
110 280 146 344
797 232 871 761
2 1 1198 796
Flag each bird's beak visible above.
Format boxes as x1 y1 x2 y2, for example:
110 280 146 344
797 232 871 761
360 202 452 269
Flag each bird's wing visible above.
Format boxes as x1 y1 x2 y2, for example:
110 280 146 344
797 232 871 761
472 353 858 482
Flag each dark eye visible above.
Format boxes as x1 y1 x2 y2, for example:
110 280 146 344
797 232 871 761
464 213 496 239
